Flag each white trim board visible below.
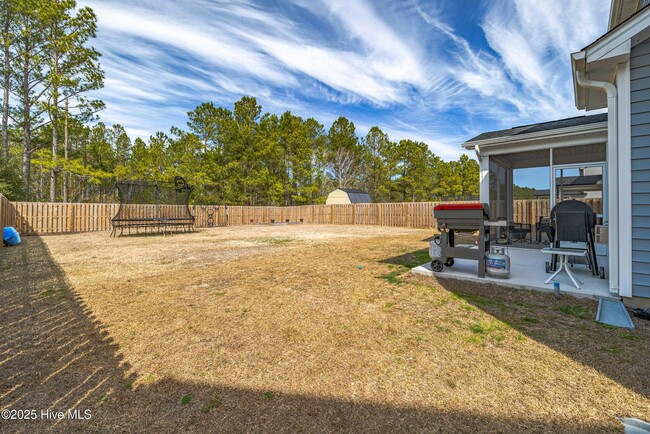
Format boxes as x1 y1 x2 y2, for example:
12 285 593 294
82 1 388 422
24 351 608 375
618 62 633 298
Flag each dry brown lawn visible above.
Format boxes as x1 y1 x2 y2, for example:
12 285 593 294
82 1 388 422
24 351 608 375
0 224 649 433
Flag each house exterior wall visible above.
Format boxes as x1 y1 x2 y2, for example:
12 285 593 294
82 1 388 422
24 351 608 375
630 38 650 298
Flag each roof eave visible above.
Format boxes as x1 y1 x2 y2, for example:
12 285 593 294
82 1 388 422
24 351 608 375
572 5 650 110
462 122 608 150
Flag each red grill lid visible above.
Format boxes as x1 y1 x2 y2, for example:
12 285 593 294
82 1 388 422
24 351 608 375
434 203 485 211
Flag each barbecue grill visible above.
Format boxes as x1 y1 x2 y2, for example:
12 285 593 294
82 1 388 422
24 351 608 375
432 203 491 277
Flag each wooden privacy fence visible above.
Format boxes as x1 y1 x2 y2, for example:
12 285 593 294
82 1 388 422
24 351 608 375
0 194 16 248
512 198 602 226
10 202 119 235
0 198 603 236
193 201 448 228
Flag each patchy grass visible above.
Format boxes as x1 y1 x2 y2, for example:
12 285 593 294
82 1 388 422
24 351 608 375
260 237 294 246
180 393 193 405
38 287 67 297
467 320 510 346
1 226 647 433
201 397 221 413
394 249 431 269
141 374 155 384
452 291 507 309
555 305 591 319
376 271 404 285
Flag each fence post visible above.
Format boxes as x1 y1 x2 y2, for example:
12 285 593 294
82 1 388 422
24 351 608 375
68 204 75 233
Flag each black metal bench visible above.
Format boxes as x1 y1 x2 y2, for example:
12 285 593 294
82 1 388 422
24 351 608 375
111 177 195 237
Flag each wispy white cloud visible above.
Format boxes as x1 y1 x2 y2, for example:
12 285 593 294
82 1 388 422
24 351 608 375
79 0 610 159
414 0 609 124
303 0 427 83
86 2 293 85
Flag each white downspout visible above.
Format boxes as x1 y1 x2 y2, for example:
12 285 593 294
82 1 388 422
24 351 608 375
575 70 618 294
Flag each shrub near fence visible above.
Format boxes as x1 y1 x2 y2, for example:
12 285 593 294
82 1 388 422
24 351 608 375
0 198 603 236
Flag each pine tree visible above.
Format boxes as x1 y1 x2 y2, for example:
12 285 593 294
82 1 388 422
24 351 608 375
360 126 391 201
42 0 103 201
10 0 48 198
0 0 17 161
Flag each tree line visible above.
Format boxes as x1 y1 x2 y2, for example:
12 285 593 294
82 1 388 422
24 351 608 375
0 1 479 205
3 95 480 205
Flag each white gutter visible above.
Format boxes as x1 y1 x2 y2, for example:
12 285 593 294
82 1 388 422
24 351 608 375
575 70 619 294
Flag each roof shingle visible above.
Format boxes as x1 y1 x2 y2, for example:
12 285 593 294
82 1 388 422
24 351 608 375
465 113 607 143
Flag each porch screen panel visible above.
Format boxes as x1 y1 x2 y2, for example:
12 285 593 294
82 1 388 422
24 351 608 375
489 160 507 220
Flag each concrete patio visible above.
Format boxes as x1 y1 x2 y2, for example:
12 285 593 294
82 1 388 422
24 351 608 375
412 246 611 299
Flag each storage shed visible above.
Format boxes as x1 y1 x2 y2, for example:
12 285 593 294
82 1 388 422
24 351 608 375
325 188 372 205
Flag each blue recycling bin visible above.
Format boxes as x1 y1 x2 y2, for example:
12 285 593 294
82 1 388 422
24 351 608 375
3 227 21 246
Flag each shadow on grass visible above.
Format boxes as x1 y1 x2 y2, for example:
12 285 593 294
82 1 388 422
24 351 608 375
380 248 431 269
429 276 650 399
0 237 623 432
0 236 138 432
90 378 615 433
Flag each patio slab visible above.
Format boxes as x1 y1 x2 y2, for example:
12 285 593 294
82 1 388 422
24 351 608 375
411 247 611 299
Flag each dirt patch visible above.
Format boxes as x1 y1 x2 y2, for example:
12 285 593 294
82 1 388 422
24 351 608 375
1 225 648 432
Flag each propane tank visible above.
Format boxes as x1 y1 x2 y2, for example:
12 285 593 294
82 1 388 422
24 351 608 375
486 246 510 278
430 234 442 259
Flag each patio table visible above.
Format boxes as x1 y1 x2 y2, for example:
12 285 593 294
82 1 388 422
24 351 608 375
541 247 588 289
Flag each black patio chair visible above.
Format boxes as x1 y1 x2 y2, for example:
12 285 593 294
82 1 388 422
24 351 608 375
548 200 599 276
510 223 532 243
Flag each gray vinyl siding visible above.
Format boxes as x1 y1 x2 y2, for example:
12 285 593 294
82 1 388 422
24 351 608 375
631 39 650 298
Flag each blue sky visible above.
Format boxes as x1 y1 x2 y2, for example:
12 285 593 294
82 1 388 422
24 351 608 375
79 0 610 188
